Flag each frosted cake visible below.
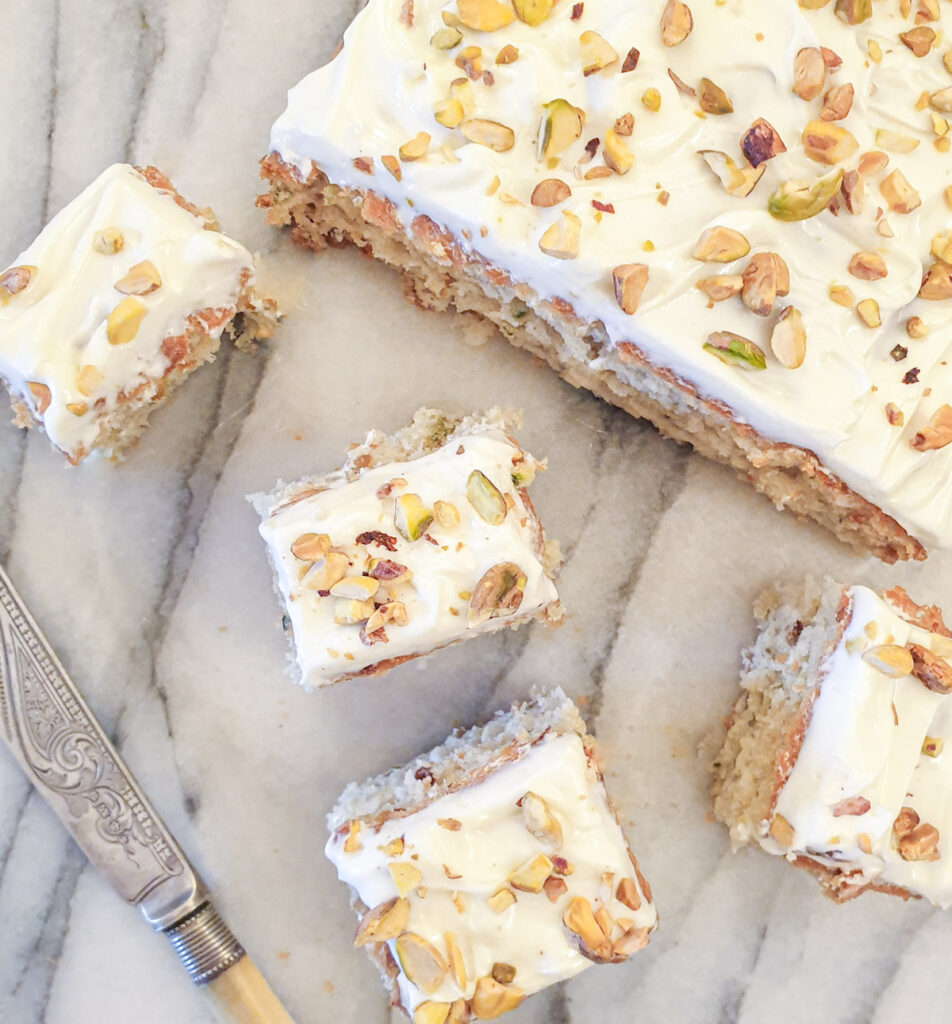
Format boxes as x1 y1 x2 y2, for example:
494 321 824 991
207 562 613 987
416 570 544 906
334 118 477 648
326 689 657 1020
261 0 952 562
0 163 275 463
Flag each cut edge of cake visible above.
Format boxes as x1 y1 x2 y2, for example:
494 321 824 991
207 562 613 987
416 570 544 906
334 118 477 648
712 577 952 903
257 155 925 565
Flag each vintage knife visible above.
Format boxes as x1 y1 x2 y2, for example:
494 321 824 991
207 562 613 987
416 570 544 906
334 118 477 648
0 562 296 1024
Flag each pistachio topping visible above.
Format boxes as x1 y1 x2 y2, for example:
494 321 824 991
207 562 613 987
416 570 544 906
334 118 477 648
468 562 527 625
354 897 411 946
612 263 650 314
105 297 147 345
92 228 124 254
539 211 581 259
466 469 507 524
456 0 514 32
767 170 843 221
470 976 525 1019
770 306 807 369
579 30 618 76
395 933 449 995
660 0 693 47
394 493 435 541
114 260 162 296
703 332 767 371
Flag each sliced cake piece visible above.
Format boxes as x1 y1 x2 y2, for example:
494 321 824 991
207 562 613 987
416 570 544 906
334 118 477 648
0 162 276 463
713 577 952 905
251 408 561 688
326 689 657 1020
258 0 952 562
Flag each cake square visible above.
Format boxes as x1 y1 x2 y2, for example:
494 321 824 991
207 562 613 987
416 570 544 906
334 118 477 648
0 162 276 463
713 577 952 905
325 689 657 1020
260 0 952 562
251 408 561 688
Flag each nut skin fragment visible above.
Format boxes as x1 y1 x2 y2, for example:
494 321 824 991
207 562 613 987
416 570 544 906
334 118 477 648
396 934 449 996
801 121 858 165
468 562 527 626
456 0 514 32
612 263 650 314
900 27 936 57
885 403 904 427
820 83 853 121
793 47 826 101
460 119 514 152
741 118 786 168
703 332 766 371
530 178 571 207
579 30 618 75
919 262 952 300
698 78 732 115
695 274 743 302
660 0 693 47
770 306 806 369
692 226 750 263
543 876 568 902
848 252 887 281
898 822 941 862
893 806 920 841
741 252 789 317
353 897 411 946
613 113 634 137
879 170 921 214
491 963 516 985
832 796 871 817
858 151 888 177
768 170 843 221
911 405 952 452
539 211 581 259
907 642 952 692
105 297 147 345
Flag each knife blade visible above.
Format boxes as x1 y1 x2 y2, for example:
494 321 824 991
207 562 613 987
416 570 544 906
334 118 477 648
0 562 296 1024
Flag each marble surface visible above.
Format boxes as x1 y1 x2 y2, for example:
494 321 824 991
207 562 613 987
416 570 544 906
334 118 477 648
3 3 952 1023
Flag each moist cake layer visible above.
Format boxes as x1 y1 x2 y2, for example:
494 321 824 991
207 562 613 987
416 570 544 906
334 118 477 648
266 0 952 551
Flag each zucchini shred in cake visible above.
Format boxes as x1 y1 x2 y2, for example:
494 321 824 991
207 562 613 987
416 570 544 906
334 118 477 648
261 0 952 562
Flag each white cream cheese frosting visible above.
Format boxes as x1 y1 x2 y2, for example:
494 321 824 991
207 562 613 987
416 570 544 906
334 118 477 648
270 0 952 548
257 430 559 687
0 163 255 461
767 585 952 906
325 731 657 1013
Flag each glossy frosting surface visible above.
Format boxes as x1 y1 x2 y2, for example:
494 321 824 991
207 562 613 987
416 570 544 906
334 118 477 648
771 584 952 906
271 0 952 547
325 731 657 1012
257 430 558 686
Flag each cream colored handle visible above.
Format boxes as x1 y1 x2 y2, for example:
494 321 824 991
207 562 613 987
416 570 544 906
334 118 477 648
206 955 297 1024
